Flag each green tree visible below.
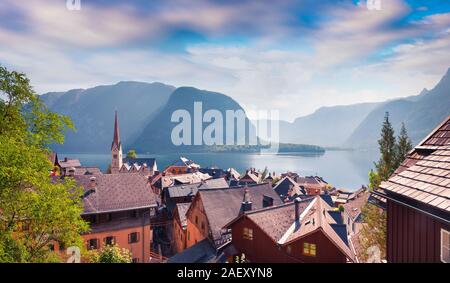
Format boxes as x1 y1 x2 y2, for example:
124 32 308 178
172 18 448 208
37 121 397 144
126 149 137 159
375 112 397 181
394 122 412 169
360 204 386 261
0 65 88 262
88 244 132 263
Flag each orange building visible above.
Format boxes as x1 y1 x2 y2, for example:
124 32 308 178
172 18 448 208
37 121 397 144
172 203 190 254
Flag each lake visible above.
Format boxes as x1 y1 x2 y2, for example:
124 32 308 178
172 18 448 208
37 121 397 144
60 150 379 191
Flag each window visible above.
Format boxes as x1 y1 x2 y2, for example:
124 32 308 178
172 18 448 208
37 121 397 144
187 231 190 241
128 232 140 244
441 229 450 263
87 238 98 250
106 213 113 222
201 221 205 230
104 236 115 246
195 216 198 224
286 245 292 254
132 258 139 263
243 227 253 240
48 244 55 251
113 154 117 158
303 242 316 256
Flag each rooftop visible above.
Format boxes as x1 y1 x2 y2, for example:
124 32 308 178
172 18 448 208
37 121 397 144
379 116 450 215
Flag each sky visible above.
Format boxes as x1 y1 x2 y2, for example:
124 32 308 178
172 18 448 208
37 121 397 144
0 0 449 121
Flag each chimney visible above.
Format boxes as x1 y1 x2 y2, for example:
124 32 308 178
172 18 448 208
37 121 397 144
294 197 302 222
67 167 76 177
241 188 252 213
89 176 97 192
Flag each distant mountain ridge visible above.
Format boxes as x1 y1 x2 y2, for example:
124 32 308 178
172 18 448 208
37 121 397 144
346 68 450 149
41 81 175 153
41 68 450 153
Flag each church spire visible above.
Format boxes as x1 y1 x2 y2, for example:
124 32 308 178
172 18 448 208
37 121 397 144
111 110 121 150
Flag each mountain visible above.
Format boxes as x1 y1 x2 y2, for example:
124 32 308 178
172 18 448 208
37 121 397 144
132 87 257 153
272 102 379 147
41 81 175 153
347 68 450 149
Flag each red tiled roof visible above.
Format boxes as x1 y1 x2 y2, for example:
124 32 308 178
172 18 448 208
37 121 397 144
343 191 369 220
380 116 450 213
195 183 283 243
71 173 158 214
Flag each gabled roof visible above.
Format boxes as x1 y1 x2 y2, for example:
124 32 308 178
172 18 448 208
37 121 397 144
174 202 191 228
167 178 228 199
193 183 283 244
55 173 158 214
171 156 200 168
74 166 103 176
273 176 305 200
379 116 450 216
343 191 369 221
58 158 82 168
122 157 156 168
227 196 355 262
167 239 227 263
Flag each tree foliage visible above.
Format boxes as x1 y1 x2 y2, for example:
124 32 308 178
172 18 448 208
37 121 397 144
360 204 386 261
126 149 137 159
394 122 413 169
375 112 397 181
363 113 413 262
87 244 132 263
0 65 88 262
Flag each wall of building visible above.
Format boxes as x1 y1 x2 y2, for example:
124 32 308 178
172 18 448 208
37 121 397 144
387 200 449 263
185 196 209 248
82 224 153 263
172 218 186 253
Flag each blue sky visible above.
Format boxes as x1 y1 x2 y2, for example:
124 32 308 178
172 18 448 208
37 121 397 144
0 0 449 121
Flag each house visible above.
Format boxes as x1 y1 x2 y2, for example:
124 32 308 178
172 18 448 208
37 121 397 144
273 176 306 202
172 203 191 254
295 176 329 195
185 183 283 250
164 157 200 175
374 116 450 263
57 157 82 176
238 169 261 185
53 173 159 263
343 190 369 236
163 178 229 213
224 196 355 263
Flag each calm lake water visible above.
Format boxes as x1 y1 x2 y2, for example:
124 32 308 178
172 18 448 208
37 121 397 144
60 150 379 191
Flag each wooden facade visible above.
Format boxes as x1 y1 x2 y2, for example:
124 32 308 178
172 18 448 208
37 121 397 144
386 199 449 262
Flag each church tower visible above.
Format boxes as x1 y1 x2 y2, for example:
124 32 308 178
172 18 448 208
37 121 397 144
110 111 123 174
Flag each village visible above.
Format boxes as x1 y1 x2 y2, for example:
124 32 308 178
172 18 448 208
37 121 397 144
47 111 450 263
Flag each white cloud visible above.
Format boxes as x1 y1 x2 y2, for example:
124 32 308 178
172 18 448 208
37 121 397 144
0 0 449 121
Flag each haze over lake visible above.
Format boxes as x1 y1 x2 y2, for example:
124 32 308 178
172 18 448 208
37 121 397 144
60 150 379 191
